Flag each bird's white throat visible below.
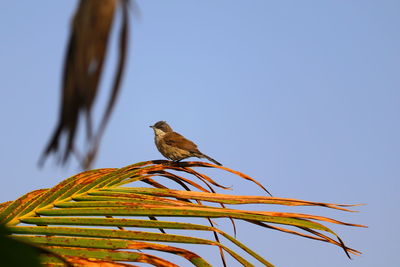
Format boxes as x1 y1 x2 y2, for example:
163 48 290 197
153 128 167 139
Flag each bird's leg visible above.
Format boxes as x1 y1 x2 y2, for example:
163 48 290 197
174 159 183 166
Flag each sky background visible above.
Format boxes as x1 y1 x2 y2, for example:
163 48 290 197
1 1 399 266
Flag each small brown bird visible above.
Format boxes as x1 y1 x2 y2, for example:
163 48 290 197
150 121 222 165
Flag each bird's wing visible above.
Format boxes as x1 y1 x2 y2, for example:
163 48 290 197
163 132 200 153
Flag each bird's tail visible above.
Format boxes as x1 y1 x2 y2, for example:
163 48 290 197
200 153 222 166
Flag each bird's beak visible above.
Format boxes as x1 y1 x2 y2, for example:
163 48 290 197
149 126 153 128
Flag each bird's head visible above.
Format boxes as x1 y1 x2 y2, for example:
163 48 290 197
150 121 173 136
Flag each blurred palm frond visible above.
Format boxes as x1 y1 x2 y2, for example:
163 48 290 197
40 0 131 170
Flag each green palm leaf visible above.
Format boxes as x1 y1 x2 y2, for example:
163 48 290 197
0 160 364 266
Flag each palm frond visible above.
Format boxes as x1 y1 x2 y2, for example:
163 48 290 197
1 161 364 266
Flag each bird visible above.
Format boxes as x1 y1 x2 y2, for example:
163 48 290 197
150 121 222 166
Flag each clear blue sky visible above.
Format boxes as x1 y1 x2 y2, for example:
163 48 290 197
1 1 399 266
